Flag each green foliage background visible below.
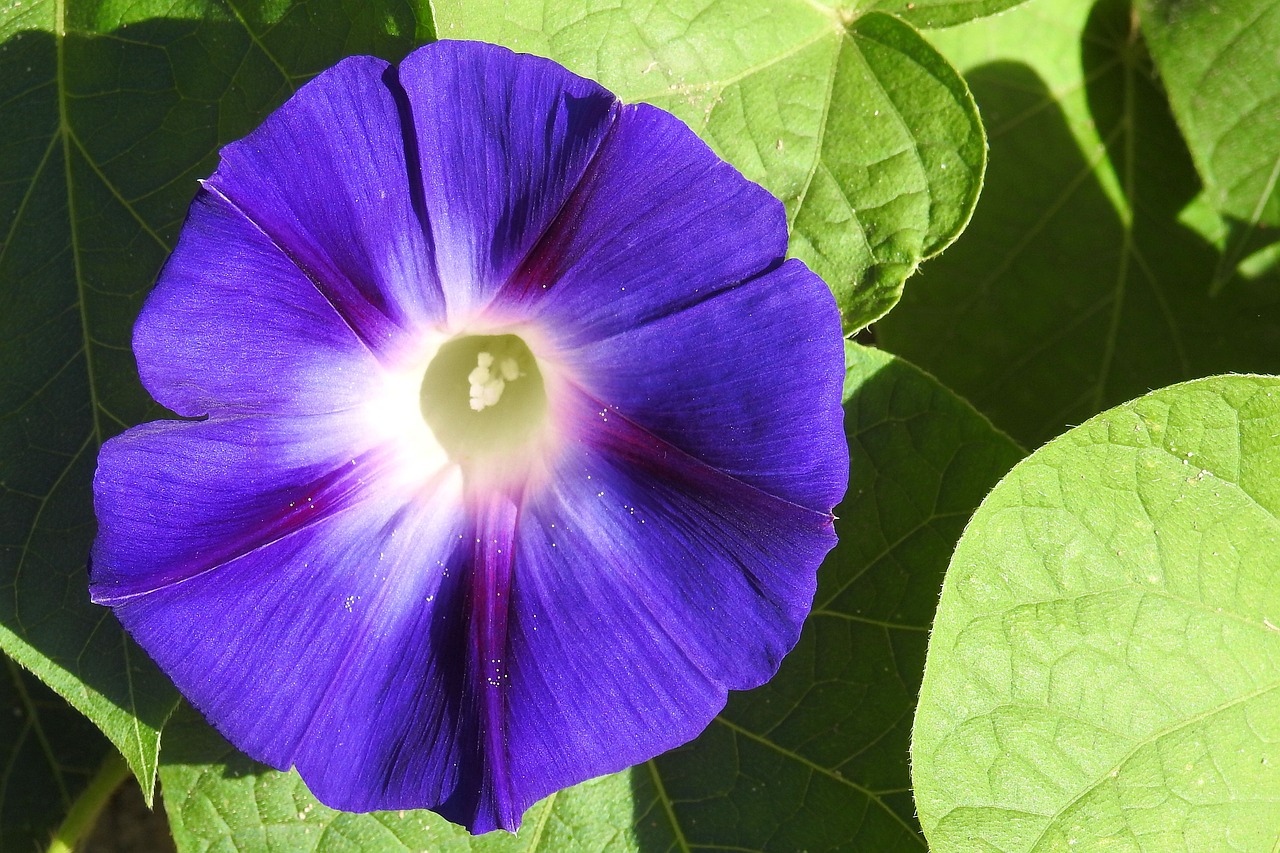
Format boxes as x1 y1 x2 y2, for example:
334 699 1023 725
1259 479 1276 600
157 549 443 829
0 0 1276 849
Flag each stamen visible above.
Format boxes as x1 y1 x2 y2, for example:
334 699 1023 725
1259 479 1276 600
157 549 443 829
468 351 508 411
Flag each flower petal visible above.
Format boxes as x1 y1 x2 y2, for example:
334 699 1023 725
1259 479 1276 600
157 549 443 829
208 55 441 353
397 41 617 316
491 406 839 822
498 102 788 345
565 259 847 511
460 492 521 831
134 188 382 418
104 473 477 807
92 41 851 837
90 413 394 603
91 412 493 813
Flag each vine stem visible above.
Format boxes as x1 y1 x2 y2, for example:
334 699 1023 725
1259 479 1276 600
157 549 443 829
46 749 130 853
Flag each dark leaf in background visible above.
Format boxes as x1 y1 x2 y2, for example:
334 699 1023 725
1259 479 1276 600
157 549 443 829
880 0 1280 448
1 659 109 852
638 343 1022 851
0 0 429 797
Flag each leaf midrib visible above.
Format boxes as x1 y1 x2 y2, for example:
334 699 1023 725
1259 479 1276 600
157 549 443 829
55 0 100 454
646 760 692 853
625 24 835 104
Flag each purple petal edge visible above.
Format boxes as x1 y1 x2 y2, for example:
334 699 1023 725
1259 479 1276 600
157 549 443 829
207 54 444 355
91 39 850 836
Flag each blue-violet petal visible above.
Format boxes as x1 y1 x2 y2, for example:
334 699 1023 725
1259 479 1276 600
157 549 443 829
90 39 848 835
209 55 444 354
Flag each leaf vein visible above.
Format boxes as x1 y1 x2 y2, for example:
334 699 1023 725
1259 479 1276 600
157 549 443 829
713 716 925 845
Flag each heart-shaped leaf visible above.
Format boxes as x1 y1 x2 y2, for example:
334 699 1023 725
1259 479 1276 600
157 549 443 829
914 375 1280 850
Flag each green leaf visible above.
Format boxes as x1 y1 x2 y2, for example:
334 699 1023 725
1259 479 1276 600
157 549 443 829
865 0 1031 30
156 343 1021 849
912 374 1280 850
159 703 678 852
433 0 985 330
877 0 1280 449
1138 0 1280 231
0 655 112 852
0 0 428 797
1138 0 1280 295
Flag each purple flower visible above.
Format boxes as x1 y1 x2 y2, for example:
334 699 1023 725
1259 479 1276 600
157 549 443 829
89 41 847 833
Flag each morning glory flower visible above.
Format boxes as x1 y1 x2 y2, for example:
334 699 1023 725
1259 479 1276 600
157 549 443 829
89 40 847 833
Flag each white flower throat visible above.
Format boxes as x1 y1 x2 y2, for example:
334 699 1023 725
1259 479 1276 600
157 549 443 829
419 333 548 468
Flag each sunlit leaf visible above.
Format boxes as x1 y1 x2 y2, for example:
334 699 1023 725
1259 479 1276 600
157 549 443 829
1138 0 1280 231
159 704 673 852
913 375 1280 850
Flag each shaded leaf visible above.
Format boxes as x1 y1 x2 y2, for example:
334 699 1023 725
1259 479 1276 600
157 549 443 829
0 655 111 852
433 0 985 329
878 0 1280 448
0 0 428 795
913 375 1280 850
1138 0 1280 231
640 342 1022 850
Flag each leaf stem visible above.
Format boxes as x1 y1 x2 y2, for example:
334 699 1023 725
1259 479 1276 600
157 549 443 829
46 749 129 853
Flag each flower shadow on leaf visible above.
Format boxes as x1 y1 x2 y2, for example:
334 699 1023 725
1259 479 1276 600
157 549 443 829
878 0 1280 450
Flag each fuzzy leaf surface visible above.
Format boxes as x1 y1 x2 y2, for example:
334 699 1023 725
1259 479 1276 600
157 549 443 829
913 375 1280 851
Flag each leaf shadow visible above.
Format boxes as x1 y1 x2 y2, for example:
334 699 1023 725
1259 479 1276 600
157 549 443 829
877 0 1280 449
1210 216 1280 295
0 659 110 851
